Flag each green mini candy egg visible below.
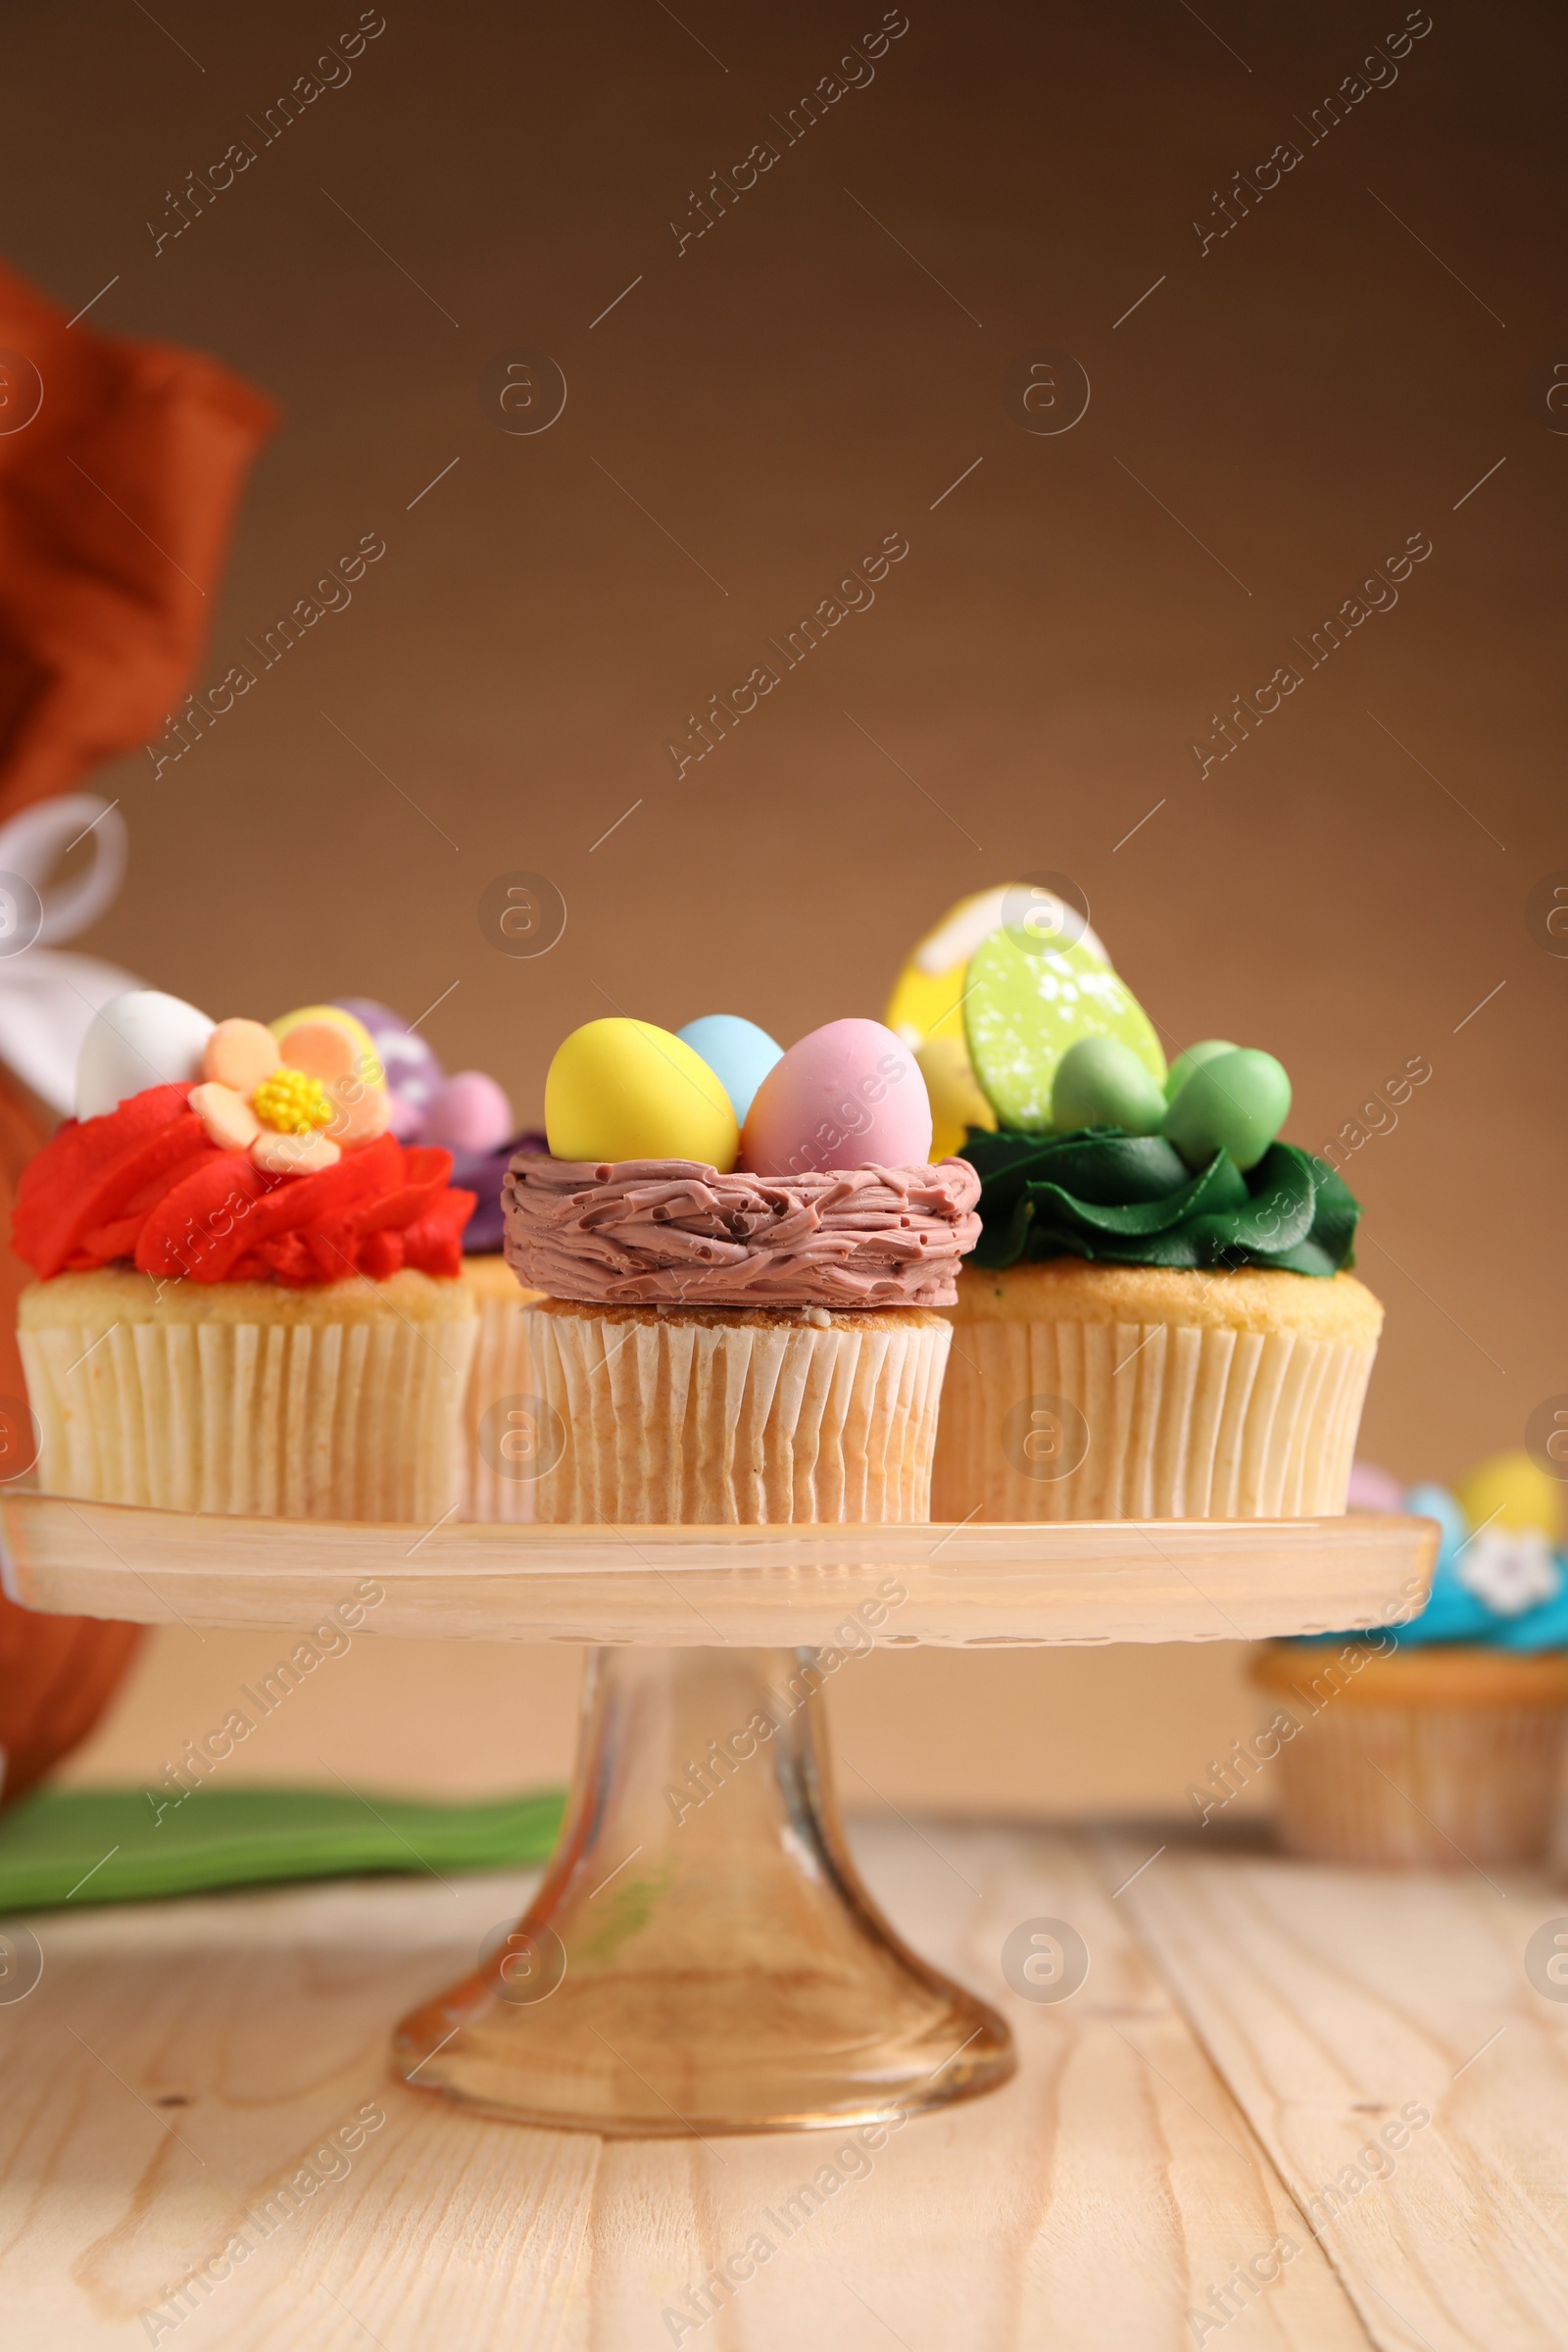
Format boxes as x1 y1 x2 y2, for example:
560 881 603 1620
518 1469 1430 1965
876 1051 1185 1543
1164 1038 1236 1104
1162 1047 1292 1171
963 929 1166 1132
1052 1036 1167 1135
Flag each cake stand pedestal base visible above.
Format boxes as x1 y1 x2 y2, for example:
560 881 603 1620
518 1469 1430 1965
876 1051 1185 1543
5 1497 1439 2139
391 1645 1012 2137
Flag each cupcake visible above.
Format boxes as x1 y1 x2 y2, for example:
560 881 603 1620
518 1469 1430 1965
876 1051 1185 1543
500 1010 978 1524
1252 1452 1568 1866
13 991 476 1522
887 897 1382 1521
331 998 547 1522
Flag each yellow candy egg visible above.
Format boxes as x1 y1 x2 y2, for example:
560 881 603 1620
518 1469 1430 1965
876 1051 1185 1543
269 1003 382 1086
545 1019 740 1169
915 1036 998 1161
1455 1449 1564 1542
886 884 1109 1051
887 893 998 1051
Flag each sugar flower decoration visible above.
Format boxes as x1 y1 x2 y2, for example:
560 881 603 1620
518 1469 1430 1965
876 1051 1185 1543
1452 1527 1562 1619
189 1017 389 1175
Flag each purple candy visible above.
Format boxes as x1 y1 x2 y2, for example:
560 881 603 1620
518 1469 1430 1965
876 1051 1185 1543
334 997 407 1037
368 1035 441 1143
333 1002 443 1090
332 998 530 1205
457 1131 548 1253
335 1004 445 1143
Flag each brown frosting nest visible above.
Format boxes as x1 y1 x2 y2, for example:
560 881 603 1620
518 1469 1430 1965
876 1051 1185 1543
501 1155 982 1309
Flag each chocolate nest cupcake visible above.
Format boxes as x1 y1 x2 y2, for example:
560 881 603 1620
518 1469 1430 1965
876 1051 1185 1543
499 1012 978 1525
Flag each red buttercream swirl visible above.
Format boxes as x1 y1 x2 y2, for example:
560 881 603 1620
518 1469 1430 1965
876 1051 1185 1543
13 1084 475 1287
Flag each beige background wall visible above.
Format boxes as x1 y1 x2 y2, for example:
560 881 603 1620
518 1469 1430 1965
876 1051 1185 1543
11 0 1563 1816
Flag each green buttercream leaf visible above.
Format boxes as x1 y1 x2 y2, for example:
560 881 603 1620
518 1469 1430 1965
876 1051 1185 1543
961 1129 1361 1276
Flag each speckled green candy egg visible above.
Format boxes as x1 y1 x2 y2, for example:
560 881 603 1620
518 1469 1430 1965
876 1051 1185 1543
962 929 1166 1132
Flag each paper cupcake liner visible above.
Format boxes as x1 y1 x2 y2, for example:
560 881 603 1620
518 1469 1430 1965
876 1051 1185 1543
1251 1642 1568 1865
523 1304 950 1525
932 1314 1375 1521
462 1267 542 1524
21 1304 474 1524
1267 1702 1567 1867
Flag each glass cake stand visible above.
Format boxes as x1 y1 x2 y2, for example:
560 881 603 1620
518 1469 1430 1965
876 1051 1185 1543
0 1497 1435 2138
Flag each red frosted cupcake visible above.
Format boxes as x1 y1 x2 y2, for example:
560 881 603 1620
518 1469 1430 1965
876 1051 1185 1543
15 992 475 1521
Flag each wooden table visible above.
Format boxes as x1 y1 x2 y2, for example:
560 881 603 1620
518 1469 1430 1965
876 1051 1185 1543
4 1815 1564 2350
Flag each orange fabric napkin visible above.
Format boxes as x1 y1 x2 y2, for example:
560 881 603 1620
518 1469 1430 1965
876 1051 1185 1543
0 258 275 1797
0 258 276 824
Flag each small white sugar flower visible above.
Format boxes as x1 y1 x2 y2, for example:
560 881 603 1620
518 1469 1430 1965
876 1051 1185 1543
1453 1528 1561 1617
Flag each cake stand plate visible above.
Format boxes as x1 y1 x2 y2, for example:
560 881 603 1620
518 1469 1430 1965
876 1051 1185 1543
0 1498 1431 1646
0 1497 1436 2141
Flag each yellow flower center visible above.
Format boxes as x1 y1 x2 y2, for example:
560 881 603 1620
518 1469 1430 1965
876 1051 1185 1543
251 1067 333 1135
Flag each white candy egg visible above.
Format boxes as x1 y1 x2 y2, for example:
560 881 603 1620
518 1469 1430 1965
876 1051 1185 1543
75 990 216 1120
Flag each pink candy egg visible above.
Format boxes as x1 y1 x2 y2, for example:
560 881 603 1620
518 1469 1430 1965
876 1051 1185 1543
1347 1459 1405 1513
740 1018 933 1179
422 1070 514 1155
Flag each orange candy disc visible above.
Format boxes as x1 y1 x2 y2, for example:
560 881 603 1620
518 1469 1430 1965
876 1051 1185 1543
251 1129 341 1176
279 1021 392 1147
324 1082 392 1147
202 1018 281 1095
278 1022 357 1083
189 1082 261 1152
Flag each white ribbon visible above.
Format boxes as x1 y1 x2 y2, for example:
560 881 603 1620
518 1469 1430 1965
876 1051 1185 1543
0 795 139 1116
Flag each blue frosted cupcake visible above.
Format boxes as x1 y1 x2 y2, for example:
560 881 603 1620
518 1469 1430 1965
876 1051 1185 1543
1252 1451 1568 1864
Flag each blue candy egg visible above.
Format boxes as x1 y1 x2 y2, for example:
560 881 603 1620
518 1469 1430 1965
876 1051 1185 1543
676 1014 784 1125
1406 1481 1468 1562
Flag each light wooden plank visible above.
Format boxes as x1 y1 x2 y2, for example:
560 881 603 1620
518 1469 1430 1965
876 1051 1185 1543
1105 1837 1568 2350
615 1819 1369 2352
0 1825 1374 2351
0 1877 602 2352
0 1494 1434 1647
